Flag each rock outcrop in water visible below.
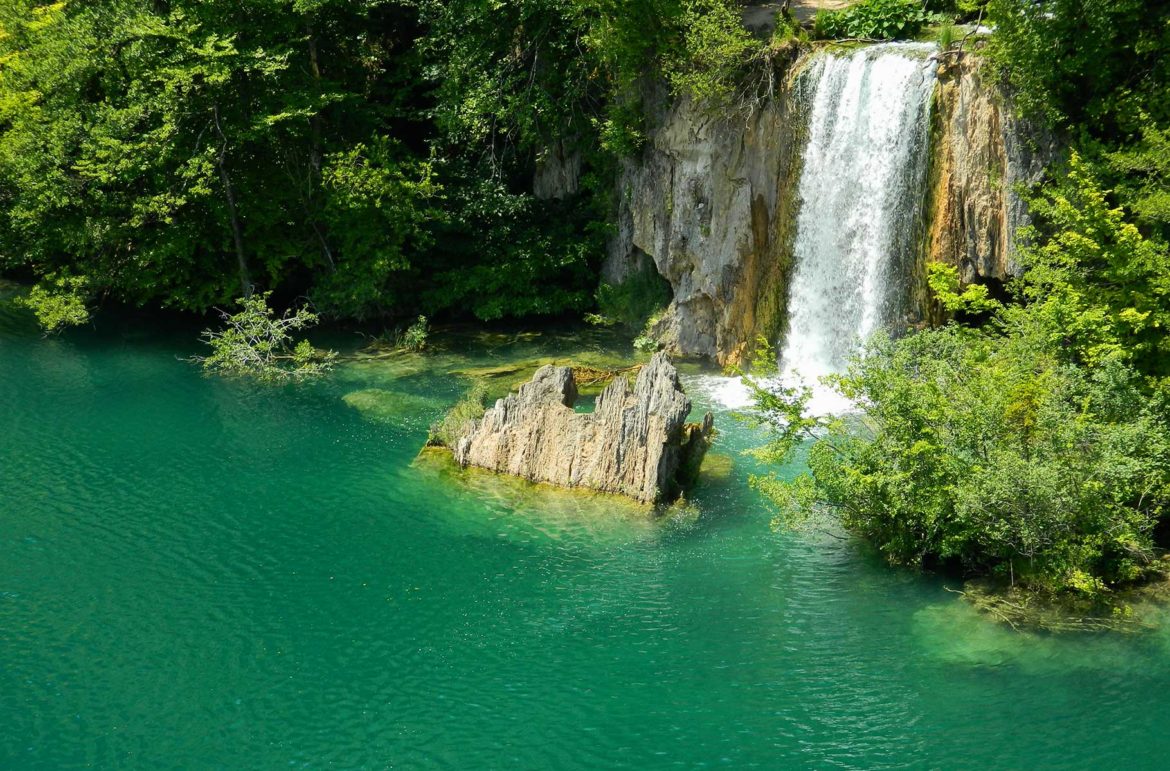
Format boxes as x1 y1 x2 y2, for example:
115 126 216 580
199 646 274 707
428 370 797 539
452 352 713 504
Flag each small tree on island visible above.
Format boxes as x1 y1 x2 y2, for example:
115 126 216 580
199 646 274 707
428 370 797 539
194 292 336 382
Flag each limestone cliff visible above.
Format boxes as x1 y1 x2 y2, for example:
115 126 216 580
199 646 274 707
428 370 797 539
602 63 806 368
452 353 713 504
922 53 1053 285
603 46 1054 364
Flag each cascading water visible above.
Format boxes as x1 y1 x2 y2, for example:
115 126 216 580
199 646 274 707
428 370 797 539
691 43 938 412
779 43 938 413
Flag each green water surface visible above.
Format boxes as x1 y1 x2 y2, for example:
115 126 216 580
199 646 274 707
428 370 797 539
3 300 1170 769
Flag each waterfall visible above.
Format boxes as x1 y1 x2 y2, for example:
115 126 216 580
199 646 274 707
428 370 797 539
779 43 937 412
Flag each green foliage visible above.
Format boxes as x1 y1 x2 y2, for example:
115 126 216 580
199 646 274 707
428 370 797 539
1012 155 1170 383
428 381 487 448
986 0 1170 136
16 274 91 334
595 260 673 329
0 0 433 313
746 327 1170 597
1106 123 1170 233
813 0 930 40
633 307 668 352
927 263 1001 315
318 140 439 319
0 0 766 326
423 174 602 321
745 163 1170 598
664 0 755 106
633 332 659 353
194 292 336 382
735 335 816 467
397 315 429 352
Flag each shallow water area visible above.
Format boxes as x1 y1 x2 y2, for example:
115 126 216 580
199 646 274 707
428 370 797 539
3 307 1170 769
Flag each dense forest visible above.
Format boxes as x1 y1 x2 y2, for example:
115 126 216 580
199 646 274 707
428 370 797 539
0 0 761 324
3 0 1170 608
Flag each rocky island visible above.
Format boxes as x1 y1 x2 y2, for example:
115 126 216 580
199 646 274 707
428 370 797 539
446 352 713 504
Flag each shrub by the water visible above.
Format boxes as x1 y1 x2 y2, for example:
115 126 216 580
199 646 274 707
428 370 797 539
594 260 673 331
16 275 91 334
397 316 430 352
194 293 336 382
428 382 488 448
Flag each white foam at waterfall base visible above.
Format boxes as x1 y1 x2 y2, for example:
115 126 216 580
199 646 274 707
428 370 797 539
687 372 856 417
777 42 938 415
695 44 937 420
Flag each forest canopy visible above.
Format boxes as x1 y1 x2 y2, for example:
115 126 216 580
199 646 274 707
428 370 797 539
0 0 755 323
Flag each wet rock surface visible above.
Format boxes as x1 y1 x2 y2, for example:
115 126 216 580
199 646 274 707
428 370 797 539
452 353 713 504
924 54 1055 284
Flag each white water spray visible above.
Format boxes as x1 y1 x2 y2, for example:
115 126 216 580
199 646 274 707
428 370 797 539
778 43 937 414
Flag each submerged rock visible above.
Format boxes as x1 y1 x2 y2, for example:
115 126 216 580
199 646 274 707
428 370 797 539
449 352 713 504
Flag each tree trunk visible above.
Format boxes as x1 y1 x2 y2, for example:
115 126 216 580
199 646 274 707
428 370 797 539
305 23 335 270
213 105 252 298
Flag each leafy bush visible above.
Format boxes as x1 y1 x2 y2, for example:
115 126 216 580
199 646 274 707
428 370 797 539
16 275 90 334
743 328 1170 598
665 0 756 105
633 333 660 353
428 381 488 448
396 316 430 352
633 309 666 353
595 259 673 330
194 292 336 382
813 0 931 40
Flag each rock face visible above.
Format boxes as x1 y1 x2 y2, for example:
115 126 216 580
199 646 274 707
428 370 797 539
923 54 1054 285
603 48 1054 364
453 353 713 504
533 139 582 200
602 60 805 368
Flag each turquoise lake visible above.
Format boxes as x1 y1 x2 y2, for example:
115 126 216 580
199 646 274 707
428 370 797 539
3 297 1170 769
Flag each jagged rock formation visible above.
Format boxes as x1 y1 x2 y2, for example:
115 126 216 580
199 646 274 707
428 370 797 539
602 64 805 368
923 54 1054 284
452 352 713 504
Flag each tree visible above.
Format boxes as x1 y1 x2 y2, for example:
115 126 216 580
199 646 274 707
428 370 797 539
194 291 336 382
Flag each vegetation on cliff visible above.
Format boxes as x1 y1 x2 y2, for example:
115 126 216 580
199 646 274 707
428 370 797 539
749 0 1170 604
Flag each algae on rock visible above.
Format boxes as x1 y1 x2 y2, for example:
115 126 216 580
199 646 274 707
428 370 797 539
438 352 714 504
919 53 1054 308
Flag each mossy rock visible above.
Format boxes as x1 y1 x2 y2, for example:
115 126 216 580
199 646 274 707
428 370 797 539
413 446 655 516
451 352 643 398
